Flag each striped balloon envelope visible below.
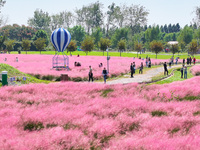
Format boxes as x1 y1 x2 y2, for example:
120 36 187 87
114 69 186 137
51 28 71 52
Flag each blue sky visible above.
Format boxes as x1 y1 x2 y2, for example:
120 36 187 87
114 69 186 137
1 0 200 28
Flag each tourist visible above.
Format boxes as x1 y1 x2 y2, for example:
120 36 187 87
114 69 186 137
130 63 134 78
193 57 196 65
189 57 192 65
99 63 103 67
148 58 151 68
186 57 189 65
139 62 143 74
16 57 18 62
183 58 185 65
145 58 148 67
180 65 184 78
184 65 187 79
163 62 168 75
132 62 136 75
102 67 108 84
175 57 178 65
88 66 93 82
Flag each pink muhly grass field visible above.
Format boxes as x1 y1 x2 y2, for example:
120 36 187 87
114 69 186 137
190 65 200 76
0 76 200 149
0 54 168 79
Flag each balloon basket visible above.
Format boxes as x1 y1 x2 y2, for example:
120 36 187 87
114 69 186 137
52 52 70 71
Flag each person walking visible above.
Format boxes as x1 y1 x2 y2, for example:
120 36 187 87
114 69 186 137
180 65 184 78
193 57 196 65
183 58 185 65
175 57 178 65
163 62 168 75
102 67 108 83
132 62 136 76
148 58 151 68
139 62 143 74
130 63 134 78
145 58 148 67
189 57 192 65
88 66 93 82
184 66 187 79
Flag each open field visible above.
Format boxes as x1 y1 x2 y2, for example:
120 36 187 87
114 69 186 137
10 50 200 60
0 54 200 149
0 54 169 80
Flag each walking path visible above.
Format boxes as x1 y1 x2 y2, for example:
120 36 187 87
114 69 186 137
105 65 182 85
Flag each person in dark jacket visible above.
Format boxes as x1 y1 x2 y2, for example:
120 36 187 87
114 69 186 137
164 62 168 75
130 63 134 78
102 67 108 83
180 65 184 78
139 62 143 74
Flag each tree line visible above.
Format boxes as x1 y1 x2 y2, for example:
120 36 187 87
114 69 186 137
0 1 200 57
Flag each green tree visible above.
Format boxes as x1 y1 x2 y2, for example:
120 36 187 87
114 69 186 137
99 38 111 56
81 36 94 55
169 43 179 57
118 39 126 57
134 41 143 57
111 28 129 48
34 38 46 54
67 40 77 55
5 40 15 54
28 9 51 30
0 35 5 52
150 40 163 59
22 39 31 54
92 27 103 48
177 26 193 45
188 39 199 56
69 25 85 46
33 30 49 45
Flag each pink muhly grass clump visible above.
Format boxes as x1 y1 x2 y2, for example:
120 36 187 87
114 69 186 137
190 65 200 76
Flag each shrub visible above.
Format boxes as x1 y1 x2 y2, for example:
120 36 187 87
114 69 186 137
151 110 167 117
24 122 44 131
100 88 114 97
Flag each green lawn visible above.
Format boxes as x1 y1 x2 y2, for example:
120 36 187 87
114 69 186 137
11 50 200 60
0 63 50 87
154 66 194 84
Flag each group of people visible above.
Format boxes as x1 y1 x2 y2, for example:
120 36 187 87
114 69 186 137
88 64 108 83
183 57 196 65
130 62 144 78
145 57 151 68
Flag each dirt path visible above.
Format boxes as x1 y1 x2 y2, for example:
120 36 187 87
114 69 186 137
105 65 182 85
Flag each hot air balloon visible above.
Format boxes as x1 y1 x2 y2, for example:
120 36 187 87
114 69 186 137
51 28 71 70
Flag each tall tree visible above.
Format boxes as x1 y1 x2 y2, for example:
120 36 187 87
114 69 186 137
177 25 193 45
69 25 85 46
28 9 51 30
169 43 179 57
111 28 129 48
134 41 143 57
193 6 200 28
127 4 149 34
22 39 31 54
32 30 49 45
67 40 77 55
99 37 111 56
81 36 94 55
106 3 116 37
91 27 103 48
150 40 163 59
34 38 46 54
118 39 126 56
188 39 199 56
5 40 15 54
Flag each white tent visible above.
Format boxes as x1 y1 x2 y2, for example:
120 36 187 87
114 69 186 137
168 41 178 45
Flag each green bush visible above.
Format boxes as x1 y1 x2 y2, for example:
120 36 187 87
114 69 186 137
24 122 44 131
151 110 167 117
